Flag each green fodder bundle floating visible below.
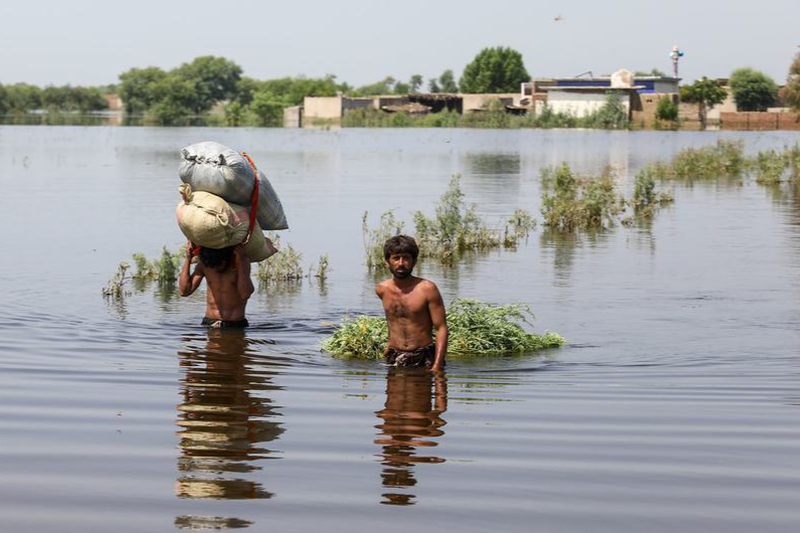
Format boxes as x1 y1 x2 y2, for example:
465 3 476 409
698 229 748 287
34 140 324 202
321 298 565 359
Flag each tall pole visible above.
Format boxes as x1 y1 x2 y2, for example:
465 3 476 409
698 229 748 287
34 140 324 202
670 44 684 79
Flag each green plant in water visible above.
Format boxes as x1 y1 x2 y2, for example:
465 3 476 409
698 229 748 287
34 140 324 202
413 175 534 262
102 262 131 300
313 254 330 282
131 246 184 285
667 140 746 181
256 233 304 283
628 166 674 217
362 210 404 270
320 298 565 359
754 149 789 184
504 208 537 246
541 164 623 230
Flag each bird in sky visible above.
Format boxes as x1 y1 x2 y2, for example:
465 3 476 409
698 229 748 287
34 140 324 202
554 14 563 22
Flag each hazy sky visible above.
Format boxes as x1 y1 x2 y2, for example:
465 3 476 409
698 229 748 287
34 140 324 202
2 0 798 87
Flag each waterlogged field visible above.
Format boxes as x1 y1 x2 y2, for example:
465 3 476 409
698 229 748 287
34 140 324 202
1 126 800 532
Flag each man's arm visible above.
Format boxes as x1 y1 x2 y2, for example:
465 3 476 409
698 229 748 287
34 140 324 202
427 283 448 372
179 244 204 297
234 245 255 300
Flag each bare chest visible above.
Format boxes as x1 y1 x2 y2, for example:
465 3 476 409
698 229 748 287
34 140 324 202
383 292 427 319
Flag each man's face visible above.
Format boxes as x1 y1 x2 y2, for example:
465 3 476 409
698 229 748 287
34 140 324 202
387 252 415 279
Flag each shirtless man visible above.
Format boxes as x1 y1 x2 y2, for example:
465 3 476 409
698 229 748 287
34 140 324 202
376 235 448 371
179 243 255 328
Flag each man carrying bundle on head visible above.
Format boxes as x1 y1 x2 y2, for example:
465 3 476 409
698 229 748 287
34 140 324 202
179 243 254 329
175 141 288 329
376 236 448 372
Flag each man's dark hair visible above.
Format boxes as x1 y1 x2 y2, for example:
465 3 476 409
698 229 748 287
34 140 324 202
199 246 234 271
384 235 419 261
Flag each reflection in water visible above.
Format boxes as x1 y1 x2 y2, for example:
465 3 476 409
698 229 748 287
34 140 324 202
175 329 285 503
374 368 448 506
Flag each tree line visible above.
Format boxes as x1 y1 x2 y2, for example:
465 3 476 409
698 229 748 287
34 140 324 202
2 46 800 127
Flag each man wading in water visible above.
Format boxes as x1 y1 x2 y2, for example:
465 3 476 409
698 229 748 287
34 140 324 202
376 236 448 371
179 243 255 328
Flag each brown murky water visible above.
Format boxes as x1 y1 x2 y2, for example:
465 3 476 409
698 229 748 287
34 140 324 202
1 126 800 532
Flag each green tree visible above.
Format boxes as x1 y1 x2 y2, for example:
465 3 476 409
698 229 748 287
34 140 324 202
655 96 678 122
438 69 458 92
0 84 8 115
353 76 397 96
393 80 410 94
5 83 42 112
250 89 289 126
409 74 423 93
781 52 800 111
459 47 529 93
118 67 167 114
680 77 727 129
147 75 198 125
583 93 629 129
260 75 344 106
174 55 242 113
428 78 441 93
729 68 778 111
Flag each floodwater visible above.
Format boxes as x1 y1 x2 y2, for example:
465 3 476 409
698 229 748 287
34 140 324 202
1 126 800 532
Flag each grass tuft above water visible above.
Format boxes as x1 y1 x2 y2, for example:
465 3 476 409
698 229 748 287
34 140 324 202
363 176 535 267
321 299 565 359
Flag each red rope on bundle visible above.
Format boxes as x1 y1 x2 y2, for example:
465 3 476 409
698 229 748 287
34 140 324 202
240 151 260 245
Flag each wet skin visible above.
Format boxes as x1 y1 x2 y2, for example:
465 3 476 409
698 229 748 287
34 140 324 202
179 243 255 321
376 252 448 371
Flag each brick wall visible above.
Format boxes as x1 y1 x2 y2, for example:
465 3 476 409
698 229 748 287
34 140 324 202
721 112 800 130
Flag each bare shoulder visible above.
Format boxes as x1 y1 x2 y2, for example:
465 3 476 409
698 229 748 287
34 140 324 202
418 279 442 298
375 279 391 296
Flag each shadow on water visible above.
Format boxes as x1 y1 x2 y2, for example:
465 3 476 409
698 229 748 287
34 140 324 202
174 328 290 527
374 368 448 506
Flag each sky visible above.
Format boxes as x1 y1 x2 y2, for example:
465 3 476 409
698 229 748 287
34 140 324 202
1 0 798 88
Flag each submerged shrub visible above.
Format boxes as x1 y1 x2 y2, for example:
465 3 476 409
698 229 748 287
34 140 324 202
540 164 623 230
754 149 790 184
628 166 674 217
131 246 184 285
667 139 746 180
256 233 304 283
362 210 404 270
321 299 565 359
413 175 535 262
102 262 131 300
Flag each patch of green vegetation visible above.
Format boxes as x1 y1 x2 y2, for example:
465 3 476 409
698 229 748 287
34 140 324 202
103 245 184 301
414 175 519 262
256 233 304 283
628 166 674 217
754 148 790 184
255 233 331 285
131 247 185 285
361 176 536 266
102 262 131 300
648 140 746 181
540 164 624 230
362 210 405 270
320 299 565 359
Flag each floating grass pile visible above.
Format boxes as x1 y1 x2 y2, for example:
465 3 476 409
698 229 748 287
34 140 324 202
540 164 624 230
321 299 565 359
